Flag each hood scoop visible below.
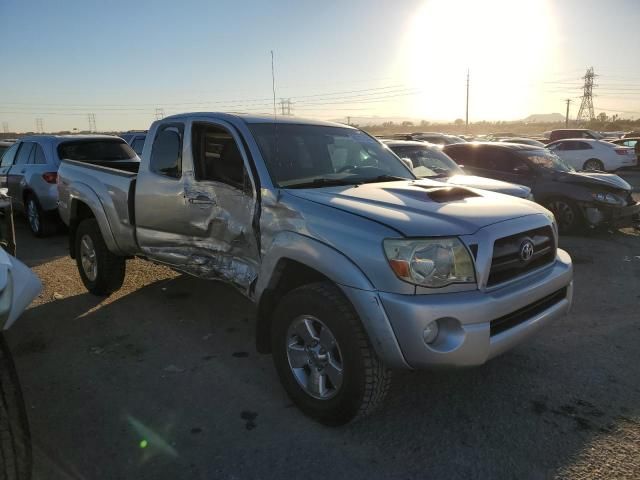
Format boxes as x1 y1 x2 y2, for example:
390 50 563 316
385 185 480 203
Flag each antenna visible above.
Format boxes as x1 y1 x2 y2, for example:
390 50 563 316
271 50 277 118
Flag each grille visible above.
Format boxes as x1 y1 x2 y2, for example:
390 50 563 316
490 287 567 336
487 226 555 287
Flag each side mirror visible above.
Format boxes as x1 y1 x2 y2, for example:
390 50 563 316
400 157 413 169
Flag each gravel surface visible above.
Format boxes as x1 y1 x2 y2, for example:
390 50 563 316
5 211 640 479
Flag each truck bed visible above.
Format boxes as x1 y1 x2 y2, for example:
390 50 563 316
57 159 139 256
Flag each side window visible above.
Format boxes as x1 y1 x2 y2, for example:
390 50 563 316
575 141 592 150
150 124 183 178
445 146 472 166
1 143 19 167
33 144 47 164
14 142 34 166
191 123 248 190
131 137 145 155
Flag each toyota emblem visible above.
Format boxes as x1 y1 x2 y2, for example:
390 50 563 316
519 239 534 262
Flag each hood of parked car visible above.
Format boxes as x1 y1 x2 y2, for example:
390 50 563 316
285 179 547 236
438 174 531 198
555 171 631 191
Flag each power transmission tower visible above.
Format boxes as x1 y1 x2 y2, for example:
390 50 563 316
576 67 596 123
35 118 44 133
465 69 470 131
155 108 165 120
564 99 572 127
2 122 8 134
87 113 97 133
279 98 293 115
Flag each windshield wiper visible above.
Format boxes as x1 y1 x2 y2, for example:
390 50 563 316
357 175 411 184
285 178 359 189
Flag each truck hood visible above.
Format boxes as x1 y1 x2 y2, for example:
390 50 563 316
285 179 547 236
440 174 531 198
555 171 631 191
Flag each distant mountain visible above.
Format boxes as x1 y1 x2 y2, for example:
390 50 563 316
523 113 565 123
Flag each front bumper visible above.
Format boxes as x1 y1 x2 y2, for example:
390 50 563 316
344 250 572 370
583 201 640 228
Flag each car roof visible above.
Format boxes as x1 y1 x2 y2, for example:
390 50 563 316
445 141 541 151
382 140 441 149
17 134 123 146
547 138 600 144
162 112 354 129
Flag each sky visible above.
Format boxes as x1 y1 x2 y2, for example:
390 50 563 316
1 0 639 132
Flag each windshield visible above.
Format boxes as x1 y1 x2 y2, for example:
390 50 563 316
58 139 137 161
249 124 414 187
389 145 463 178
521 149 575 172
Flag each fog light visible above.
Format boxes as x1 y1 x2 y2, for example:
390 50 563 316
423 321 439 344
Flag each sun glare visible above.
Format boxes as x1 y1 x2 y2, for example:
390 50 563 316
396 0 556 121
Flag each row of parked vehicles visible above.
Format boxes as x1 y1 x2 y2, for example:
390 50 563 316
0 115 637 426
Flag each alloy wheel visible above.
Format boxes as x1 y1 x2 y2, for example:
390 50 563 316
286 315 344 400
27 199 40 234
80 234 98 281
548 200 576 231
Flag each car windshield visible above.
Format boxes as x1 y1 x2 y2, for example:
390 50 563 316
521 149 575 172
58 140 137 161
249 123 415 188
390 145 463 178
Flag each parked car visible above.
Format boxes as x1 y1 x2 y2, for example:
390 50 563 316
0 140 15 159
385 133 466 145
498 138 546 148
58 113 573 425
384 140 532 198
546 139 636 172
611 137 640 164
0 190 43 480
443 142 640 233
0 135 139 236
119 130 147 156
548 129 602 142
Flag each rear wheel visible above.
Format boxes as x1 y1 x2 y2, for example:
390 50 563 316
24 194 53 238
75 218 125 295
271 282 391 425
0 334 32 480
545 198 582 234
583 158 604 171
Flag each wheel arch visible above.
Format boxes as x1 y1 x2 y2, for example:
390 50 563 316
67 192 121 258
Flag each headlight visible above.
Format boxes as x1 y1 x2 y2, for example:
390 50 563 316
383 238 476 287
592 192 625 206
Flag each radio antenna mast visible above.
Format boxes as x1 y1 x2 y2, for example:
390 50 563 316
271 50 277 118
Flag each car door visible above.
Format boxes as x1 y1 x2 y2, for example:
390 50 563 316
135 120 260 292
7 142 35 210
0 143 19 189
486 149 536 188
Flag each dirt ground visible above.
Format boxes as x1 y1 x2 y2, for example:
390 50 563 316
6 179 640 480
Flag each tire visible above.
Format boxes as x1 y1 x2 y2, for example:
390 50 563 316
24 194 53 238
271 282 391 425
75 218 126 295
544 197 583 234
583 158 604 171
0 334 32 480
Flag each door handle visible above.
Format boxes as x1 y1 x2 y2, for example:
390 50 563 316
187 194 216 206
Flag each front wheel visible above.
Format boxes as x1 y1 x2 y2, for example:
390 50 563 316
75 218 125 295
545 198 583 234
271 282 391 425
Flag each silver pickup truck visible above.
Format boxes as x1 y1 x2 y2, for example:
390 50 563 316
58 113 573 425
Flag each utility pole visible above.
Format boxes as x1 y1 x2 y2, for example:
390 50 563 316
576 67 596 123
278 98 292 115
35 118 44 134
154 108 165 120
2 122 8 134
87 113 97 133
564 99 572 127
465 69 470 131
347 116 351 126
